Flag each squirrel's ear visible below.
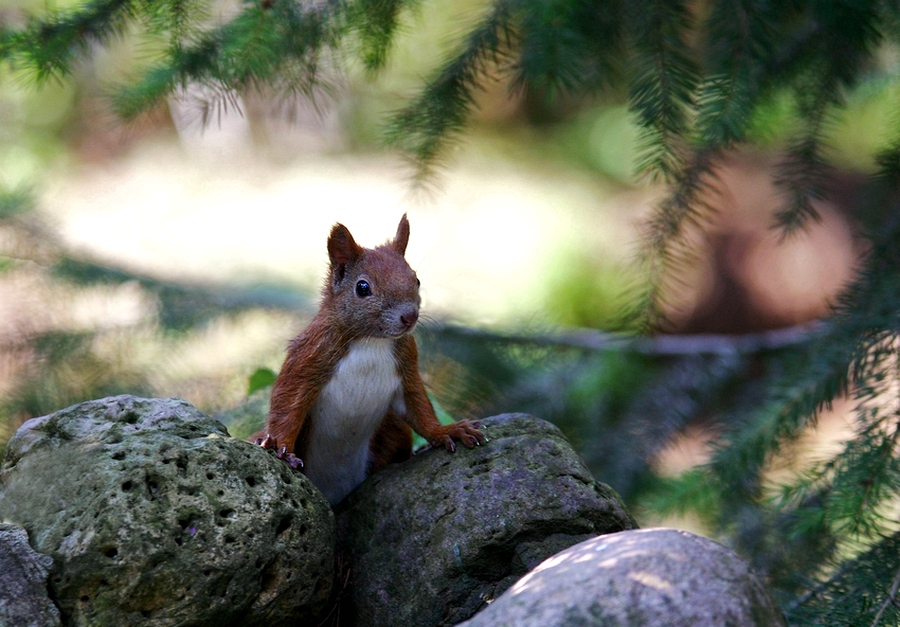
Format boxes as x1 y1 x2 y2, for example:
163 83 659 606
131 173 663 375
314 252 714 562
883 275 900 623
393 214 410 256
328 224 363 277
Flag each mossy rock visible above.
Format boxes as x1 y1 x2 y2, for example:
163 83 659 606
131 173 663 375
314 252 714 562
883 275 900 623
0 395 334 627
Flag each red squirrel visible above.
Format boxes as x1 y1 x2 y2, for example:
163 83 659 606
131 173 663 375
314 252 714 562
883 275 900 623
256 215 485 505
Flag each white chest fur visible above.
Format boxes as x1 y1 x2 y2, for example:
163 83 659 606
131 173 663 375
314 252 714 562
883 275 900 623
305 338 404 505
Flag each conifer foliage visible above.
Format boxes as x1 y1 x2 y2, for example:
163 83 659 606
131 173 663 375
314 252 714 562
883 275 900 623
4 0 900 624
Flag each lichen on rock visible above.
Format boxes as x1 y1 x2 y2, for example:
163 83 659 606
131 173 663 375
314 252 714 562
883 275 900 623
0 395 334 627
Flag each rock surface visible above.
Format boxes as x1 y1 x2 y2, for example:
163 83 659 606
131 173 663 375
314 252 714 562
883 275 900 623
458 528 787 627
335 413 636 627
0 395 334 627
0 523 61 627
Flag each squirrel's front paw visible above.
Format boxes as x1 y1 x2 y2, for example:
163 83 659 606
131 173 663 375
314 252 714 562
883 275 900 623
430 420 487 452
454 419 487 448
255 434 304 470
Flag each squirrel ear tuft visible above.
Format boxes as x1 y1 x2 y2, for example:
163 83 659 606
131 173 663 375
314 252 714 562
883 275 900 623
328 223 363 269
393 214 410 256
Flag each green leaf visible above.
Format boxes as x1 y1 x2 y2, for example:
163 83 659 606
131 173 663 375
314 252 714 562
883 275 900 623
247 367 277 396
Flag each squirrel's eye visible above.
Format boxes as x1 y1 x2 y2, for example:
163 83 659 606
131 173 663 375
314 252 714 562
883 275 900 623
355 280 372 297
416 278 421 287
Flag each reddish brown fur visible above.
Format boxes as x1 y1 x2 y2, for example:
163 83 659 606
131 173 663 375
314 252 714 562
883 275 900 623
256 215 484 484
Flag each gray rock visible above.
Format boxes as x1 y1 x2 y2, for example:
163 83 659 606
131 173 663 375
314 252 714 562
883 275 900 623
0 395 334 627
0 523 61 627
336 413 636 627
459 528 787 627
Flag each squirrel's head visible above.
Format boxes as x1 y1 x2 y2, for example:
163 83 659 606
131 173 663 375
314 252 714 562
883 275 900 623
324 214 421 339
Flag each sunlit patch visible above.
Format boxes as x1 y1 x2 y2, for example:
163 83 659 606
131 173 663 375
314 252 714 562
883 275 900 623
626 570 673 592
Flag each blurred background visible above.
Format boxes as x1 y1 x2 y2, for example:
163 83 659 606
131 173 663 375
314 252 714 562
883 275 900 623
0 0 883 574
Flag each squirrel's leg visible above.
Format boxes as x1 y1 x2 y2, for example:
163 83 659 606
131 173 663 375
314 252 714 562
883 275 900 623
395 336 486 451
368 411 413 475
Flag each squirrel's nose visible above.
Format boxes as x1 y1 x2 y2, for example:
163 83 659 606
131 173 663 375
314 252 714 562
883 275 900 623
400 308 419 330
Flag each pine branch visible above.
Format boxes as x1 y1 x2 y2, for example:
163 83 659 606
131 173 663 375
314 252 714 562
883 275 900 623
141 0 208 45
512 0 625 95
873 117 900 195
695 0 778 148
828 411 900 538
7 0 141 81
111 36 219 118
810 230 900 538
780 398 900 549
648 220 898 543
630 148 717 332
787 531 900 626
772 127 832 235
385 0 514 181
630 2 815 329
649 219 900 612
709 336 855 496
2 0 212 82
772 0 882 234
112 0 344 119
722 222 900 491
346 0 414 74
876 143 900 186
870 564 900 627
626 0 699 182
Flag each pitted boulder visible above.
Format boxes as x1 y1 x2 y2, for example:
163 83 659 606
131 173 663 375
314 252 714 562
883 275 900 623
336 413 636 627
459 528 787 627
0 395 334 627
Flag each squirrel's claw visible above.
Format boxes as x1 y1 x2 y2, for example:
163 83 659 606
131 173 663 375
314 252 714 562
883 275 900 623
256 433 278 450
466 422 488 445
275 444 304 469
255 434 304 470
427 435 455 452
455 420 487 448
428 420 487 452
